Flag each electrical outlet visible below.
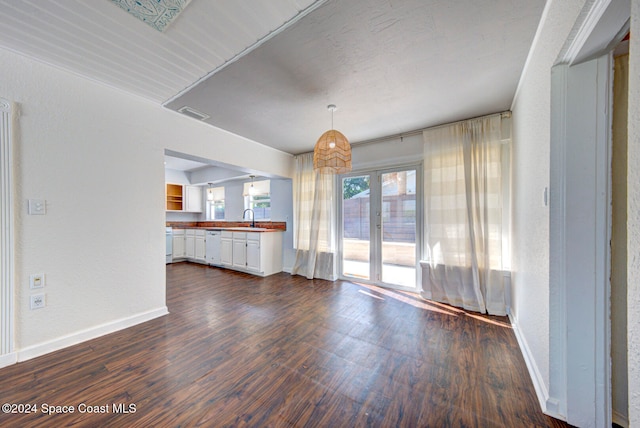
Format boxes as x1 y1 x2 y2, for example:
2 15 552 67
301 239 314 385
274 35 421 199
30 294 46 310
30 273 45 289
28 199 46 215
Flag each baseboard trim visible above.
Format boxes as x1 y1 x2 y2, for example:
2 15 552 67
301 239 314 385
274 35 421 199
509 312 566 422
0 352 17 369
17 306 169 362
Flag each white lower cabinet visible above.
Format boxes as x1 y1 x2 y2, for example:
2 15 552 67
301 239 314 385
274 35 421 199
177 228 283 276
220 231 233 266
185 229 195 259
172 229 185 260
176 229 206 263
246 234 260 272
194 230 206 262
232 232 247 269
229 231 282 276
254 232 283 276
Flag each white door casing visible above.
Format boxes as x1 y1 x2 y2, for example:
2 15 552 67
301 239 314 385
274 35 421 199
0 97 15 366
548 0 629 425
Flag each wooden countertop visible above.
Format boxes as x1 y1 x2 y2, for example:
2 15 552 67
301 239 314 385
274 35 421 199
166 221 286 232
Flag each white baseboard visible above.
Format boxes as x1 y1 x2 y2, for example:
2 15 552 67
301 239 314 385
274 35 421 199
0 352 17 369
16 306 169 363
508 312 566 422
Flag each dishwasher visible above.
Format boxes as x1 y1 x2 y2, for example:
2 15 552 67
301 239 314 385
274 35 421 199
205 230 221 265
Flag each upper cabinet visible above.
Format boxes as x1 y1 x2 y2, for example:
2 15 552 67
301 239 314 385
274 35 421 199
166 184 202 212
185 185 202 213
166 184 183 211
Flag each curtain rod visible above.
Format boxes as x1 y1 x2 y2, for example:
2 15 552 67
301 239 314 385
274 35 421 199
296 110 512 156
350 110 511 148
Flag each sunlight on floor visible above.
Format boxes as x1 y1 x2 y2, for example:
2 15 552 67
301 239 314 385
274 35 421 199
354 281 512 328
343 260 416 288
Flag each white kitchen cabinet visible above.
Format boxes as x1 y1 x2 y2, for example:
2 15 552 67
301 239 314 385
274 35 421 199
185 229 195 259
166 184 202 212
175 228 283 276
194 229 206 261
220 231 233 266
230 231 282 276
232 232 247 269
246 233 261 272
184 185 202 213
172 229 185 260
252 232 283 276
184 229 206 262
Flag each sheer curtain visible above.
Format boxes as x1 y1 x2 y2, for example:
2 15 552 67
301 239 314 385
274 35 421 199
291 153 336 280
422 114 510 315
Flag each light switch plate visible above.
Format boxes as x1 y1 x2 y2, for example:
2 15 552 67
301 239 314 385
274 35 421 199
30 273 45 289
28 199 46 215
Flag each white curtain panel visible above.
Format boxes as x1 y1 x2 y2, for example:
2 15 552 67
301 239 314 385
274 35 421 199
422 114 511 315
291 153 336 280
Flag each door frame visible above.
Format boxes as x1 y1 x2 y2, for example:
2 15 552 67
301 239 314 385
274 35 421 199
337 162 423 291
548 0 629 425
0 97 16 367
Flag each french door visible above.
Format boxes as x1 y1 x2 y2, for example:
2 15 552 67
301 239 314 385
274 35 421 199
340 164 421 290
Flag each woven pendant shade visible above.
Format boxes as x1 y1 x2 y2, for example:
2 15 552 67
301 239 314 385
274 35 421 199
313 105 352 174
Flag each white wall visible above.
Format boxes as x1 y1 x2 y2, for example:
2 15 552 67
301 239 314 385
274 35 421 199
509 0 587 414
165 168 191 185
351 134 423 171
628 1 640 425
0 45 294 360
270 179 295 271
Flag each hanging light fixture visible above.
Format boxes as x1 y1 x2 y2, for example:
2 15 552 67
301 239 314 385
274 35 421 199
207 183 214 201
313 104 352 174
248 175 256 195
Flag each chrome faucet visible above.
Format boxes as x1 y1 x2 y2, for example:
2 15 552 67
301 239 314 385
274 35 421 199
243 209 255 228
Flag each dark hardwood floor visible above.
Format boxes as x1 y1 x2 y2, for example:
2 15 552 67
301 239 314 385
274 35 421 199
0 262 570 427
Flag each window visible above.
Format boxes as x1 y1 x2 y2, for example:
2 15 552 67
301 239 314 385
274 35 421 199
207 186 225 220
243 179 270 220
246 194 271 220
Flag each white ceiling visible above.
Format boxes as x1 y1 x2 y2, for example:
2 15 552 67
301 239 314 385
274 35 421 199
0 0 546 157
0 0 319 103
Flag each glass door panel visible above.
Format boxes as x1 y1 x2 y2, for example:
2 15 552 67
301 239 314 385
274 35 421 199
380 170 417 287
341 175 371 279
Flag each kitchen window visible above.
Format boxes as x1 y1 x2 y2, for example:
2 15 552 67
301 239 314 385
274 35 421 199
207 186 225 220
243 179 270 220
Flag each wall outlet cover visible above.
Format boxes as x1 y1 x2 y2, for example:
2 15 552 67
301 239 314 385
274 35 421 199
30 294 46 310
28 199 46 215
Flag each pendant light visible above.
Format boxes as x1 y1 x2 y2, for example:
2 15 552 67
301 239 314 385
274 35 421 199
248 175 256 196
313 104 352 174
